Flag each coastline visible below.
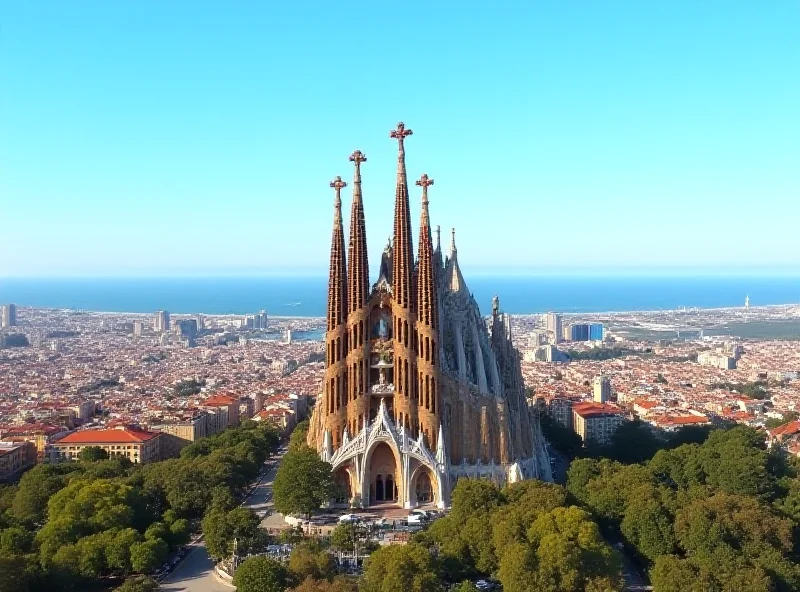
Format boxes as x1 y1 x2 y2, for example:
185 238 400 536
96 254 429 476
5 302 798 319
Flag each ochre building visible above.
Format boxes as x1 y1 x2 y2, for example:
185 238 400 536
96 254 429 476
307 123 551 509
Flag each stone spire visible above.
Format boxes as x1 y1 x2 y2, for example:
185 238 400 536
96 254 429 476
347 150 369 314
327 176 348 331
433 224 443 272
416 173 440 449
446 228 467 294
346 151 370 433
324 176 350 446
390 122 415 309
415 174 437 329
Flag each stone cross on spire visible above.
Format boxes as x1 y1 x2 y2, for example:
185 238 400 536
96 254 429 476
389 122 413 149
330 175 347 209
349 150 367 167
416 173 434 205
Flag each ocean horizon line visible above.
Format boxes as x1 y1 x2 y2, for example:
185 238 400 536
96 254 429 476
5 268 800 280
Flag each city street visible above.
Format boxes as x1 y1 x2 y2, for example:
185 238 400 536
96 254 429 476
160 452 285 592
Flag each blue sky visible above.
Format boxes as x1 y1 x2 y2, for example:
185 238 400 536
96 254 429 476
1 1 799 277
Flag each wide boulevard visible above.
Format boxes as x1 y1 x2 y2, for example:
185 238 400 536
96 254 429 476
160 451 285 592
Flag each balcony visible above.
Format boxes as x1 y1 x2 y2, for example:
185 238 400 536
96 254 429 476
370 383 395 396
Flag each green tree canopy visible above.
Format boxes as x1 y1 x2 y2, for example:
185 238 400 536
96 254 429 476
289 419 310 450
287 541 336 583
361 542 443 592
78 446 110 462
114 575 160 592
273 445 334 520
129 538 168 573
233 556 289 592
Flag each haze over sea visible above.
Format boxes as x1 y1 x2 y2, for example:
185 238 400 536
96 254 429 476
1 274 799 317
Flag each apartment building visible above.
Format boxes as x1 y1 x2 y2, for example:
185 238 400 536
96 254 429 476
572 402 626 445
53 425 161 464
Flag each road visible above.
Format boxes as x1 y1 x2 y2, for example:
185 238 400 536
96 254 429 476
160 453 285 592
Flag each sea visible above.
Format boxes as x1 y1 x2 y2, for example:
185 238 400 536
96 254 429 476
1 275 799 317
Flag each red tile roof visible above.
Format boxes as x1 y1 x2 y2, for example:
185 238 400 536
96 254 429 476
633 398 658 409
202 394 237 407
769 420 800 439
572 402 624 418
56 426 158 444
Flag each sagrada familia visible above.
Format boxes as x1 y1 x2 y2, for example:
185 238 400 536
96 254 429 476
307 123 551 509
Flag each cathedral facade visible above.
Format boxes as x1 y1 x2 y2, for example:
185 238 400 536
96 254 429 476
307 123 551 509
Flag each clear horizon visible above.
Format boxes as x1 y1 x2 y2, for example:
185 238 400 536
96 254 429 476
2 2 799 276
5 265 800 280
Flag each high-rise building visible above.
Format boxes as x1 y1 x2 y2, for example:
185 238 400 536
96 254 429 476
133 321 144 336
1 304 17 328
176 319 198 339
255 310 268 330
307 123 550 509
154 311 170 333
569 324 590 341
593 375 612 404
546 312 562 344
589 323 604 341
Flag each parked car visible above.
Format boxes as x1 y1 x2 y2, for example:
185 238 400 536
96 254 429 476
338 513 360 523
407 510 429 524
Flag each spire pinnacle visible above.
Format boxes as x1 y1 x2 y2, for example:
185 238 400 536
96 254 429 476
416 173 434 206
390 122 415 309
347 150 369 314
450 228 457 259
327 176 348 330
389 122 413 150
330 175 347 211
435 225 441 252
416 173 437 329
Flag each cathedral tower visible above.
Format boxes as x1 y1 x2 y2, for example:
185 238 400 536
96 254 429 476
389 122 418 435
323 176 348 445
415 174 439 448
346 150 370 436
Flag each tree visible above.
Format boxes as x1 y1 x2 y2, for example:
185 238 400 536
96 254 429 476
273 445 334 521
78 446 110 462
290 576 358 592
106 528 143 574
169 518 191 545
497 542 537 592
233 556 289 592
144 521 169 542
329 523 357 552
287 542 336 583
0 553 45 592
0 526 34 555
114 575 160 592
448 479 502 525
361 543 443 592
203 507 263 561
290 420 310 450
130 538 168 573
619 493 676 563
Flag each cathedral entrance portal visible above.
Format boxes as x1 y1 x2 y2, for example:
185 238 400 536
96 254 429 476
333 467 353 505
410 465 437 507
367 442 399 505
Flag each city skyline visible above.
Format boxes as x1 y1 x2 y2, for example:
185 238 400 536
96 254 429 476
2 1 799 276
